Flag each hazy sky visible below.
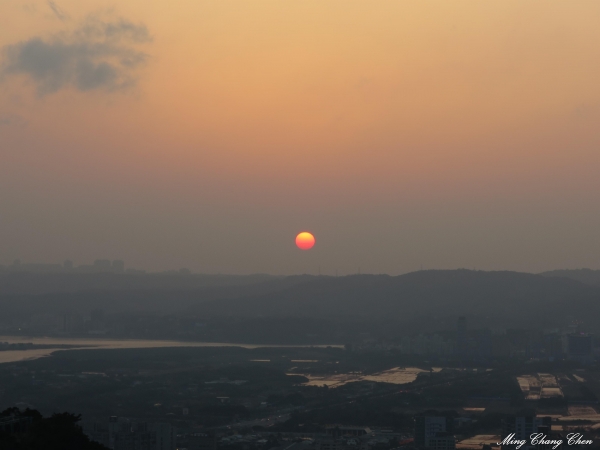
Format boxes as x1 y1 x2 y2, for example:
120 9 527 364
1 1 600 275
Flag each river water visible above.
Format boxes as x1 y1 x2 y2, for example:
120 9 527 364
0 336 341 364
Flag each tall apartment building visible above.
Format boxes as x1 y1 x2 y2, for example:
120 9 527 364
501 416 552 450
414 416 454 449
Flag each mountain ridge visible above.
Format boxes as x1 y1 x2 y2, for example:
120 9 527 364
191 270 600 327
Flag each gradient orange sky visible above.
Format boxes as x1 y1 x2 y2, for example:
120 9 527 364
1 1 600 274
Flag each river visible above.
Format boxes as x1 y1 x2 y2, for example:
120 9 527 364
0 336 341 364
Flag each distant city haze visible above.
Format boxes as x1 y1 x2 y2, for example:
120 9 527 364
1 1 600 274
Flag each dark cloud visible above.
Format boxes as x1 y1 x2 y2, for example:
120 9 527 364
1 15 151 95
47 1 68 21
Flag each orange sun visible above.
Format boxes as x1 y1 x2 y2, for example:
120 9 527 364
295 232 315 250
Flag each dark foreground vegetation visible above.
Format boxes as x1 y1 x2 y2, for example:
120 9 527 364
0 407 108 450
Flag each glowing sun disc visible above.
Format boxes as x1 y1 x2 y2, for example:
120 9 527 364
296 232 315 250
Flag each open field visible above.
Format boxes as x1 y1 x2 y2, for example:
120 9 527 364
296 367 443 387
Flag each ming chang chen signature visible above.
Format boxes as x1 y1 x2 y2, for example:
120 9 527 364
498 433 593 449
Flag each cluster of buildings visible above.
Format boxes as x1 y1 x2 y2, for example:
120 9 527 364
413 414 571 450
10 308 110 335
500 416 562 450
0 259 196 275
213 427 409 450
319 426 408 450
81 422 411 450
414 416 456 450
392 318 596 363
0 258 131 274
83 416 176 450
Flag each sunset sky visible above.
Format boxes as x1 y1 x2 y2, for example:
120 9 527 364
1 1 600 275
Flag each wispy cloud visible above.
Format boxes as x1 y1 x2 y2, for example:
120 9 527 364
0 114 27 127
1 13 152 96
47 0 68 21
572 103 600 121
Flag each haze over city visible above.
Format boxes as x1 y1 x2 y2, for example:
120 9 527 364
2 1 600 275
4 3 600 450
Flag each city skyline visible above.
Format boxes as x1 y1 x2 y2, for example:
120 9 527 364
4 256 600 276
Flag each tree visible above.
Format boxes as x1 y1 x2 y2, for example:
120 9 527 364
0 408 109 450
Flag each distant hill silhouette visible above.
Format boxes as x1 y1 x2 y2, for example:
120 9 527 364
2 270 600 330
0 274 313 315
0 272 281 295
541 269 600 286
191 270 600 326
